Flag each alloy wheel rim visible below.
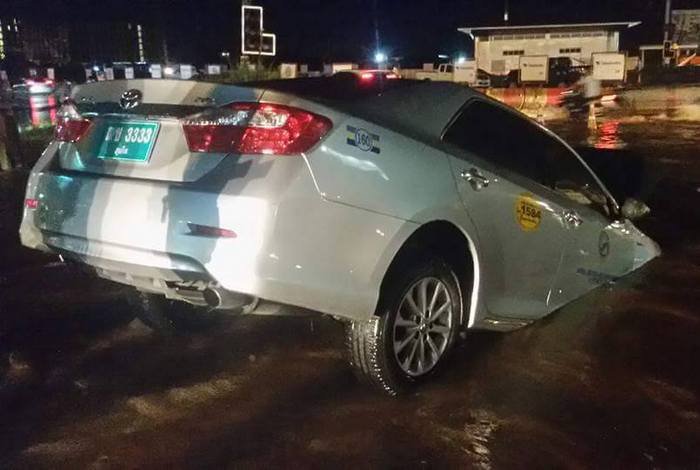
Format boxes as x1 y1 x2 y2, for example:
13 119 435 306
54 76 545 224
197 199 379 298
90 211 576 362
392 277 454 377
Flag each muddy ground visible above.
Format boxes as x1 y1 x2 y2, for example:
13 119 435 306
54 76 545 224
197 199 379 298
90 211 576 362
1 116 699 469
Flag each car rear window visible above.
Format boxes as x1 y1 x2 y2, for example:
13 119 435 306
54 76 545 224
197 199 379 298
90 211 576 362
243 75 420 103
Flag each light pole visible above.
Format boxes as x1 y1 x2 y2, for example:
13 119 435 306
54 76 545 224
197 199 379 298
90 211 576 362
136 24 145 62
663 0 672 67
221 51 233 72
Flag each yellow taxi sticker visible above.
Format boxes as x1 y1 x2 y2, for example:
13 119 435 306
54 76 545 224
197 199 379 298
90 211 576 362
515 193 542 232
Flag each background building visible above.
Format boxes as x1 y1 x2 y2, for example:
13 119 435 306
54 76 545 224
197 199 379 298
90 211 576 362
460 21 640 75
0 17 22 61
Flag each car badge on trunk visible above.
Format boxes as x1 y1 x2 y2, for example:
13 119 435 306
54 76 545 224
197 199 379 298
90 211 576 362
120 89 142 110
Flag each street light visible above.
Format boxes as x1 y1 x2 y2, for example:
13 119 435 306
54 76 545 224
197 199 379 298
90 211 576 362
456 56 467 64
221 51 233 72
374 51 387 64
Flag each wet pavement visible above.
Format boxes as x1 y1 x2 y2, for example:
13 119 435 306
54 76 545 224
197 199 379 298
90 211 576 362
1 113 700 468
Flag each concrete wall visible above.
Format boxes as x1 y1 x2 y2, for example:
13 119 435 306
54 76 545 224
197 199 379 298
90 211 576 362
476 31 619 74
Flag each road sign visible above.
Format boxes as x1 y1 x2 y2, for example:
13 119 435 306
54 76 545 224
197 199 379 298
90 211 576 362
150 64 162 79
241 5 276 56
519 55 548 83
180 65 194 79
672 9 700 44
280 63 297 79
455 61 477 85
592 52 626 81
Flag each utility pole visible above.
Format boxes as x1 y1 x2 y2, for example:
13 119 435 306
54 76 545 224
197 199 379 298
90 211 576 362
257 27 262 80
663 0 672 67
156 0 169 64
162 38 169 64
136 24 146 62
373 0 381 58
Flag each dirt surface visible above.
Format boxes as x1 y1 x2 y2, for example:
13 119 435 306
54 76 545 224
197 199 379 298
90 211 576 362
1 116 699 469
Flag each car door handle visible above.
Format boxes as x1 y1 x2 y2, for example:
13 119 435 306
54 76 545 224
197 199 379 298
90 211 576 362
563 209 583 227
460 168 490 190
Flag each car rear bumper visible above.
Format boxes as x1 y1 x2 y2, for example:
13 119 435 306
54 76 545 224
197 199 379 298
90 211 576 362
20 149 413 321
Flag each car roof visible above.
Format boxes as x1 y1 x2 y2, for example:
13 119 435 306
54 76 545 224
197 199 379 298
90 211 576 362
248 77 481 142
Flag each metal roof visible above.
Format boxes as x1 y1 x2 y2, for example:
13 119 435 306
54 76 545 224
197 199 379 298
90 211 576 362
459 21 641 38
639 43 698 50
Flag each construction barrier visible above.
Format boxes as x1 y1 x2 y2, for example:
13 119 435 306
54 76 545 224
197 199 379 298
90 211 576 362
483 87 565 111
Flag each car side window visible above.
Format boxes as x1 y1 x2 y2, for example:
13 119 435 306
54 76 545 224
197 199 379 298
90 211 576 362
543 135 612 218
442 100 549 186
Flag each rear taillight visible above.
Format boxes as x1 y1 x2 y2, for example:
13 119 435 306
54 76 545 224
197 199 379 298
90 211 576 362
54 101 92 143
181 103 332 155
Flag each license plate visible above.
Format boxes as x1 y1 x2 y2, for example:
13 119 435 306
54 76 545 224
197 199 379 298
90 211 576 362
96 121 160 163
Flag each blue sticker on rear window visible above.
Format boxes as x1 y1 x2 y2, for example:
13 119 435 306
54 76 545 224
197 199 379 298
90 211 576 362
347 125 380 154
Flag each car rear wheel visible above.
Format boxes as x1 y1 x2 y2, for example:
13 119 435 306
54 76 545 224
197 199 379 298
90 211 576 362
129 291 221 334
345 258 462 396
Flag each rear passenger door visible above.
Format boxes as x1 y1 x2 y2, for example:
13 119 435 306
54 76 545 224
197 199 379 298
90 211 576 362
442 100 571 319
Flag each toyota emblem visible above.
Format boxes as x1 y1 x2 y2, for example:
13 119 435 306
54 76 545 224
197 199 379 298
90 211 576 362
120 89 142 110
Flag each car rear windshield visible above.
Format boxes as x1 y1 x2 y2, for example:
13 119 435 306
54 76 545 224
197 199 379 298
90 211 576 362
241 75 421 104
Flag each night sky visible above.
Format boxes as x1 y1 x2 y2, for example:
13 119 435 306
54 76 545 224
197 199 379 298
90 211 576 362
3 0 699 65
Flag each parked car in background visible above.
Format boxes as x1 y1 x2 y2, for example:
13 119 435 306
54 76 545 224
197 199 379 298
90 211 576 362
334 69 400 84
21 77 56 94
20 76 659 395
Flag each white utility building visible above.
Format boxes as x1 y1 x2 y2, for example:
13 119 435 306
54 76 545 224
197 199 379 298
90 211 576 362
459 22 641 75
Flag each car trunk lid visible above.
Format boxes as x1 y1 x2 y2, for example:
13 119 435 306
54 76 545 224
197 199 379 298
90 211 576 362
58 79 264 182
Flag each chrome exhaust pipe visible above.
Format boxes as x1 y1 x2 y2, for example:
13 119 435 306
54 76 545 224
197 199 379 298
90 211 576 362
203 287 256 312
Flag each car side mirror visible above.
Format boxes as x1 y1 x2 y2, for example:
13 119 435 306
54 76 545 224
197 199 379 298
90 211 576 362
621 198 651 221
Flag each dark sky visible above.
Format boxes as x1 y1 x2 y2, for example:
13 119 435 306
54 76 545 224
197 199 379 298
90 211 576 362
4 0 699 65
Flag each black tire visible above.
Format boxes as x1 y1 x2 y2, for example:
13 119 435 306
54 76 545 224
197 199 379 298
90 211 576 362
345 258 463 396
128 291 222 334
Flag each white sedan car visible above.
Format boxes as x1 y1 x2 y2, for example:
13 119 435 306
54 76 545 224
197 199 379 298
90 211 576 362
20 77 659 395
